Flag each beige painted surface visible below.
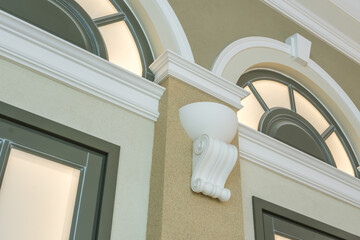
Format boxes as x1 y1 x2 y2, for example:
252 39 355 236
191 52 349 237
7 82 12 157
240 158 360 239
168 0 360 110
147 77 244 240
0 57 155 240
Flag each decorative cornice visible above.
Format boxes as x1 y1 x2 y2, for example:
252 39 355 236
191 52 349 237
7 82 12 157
262 0 360 65
150 50 249 110
0 10 165 122
238 123 360 208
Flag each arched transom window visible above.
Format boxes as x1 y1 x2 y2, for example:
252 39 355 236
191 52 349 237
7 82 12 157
237 70 359 177
0 0 154 79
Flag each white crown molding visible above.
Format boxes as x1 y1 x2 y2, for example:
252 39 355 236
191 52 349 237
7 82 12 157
211 37 291 76
262 0 360 65
150 50 249 110
238 123 360 208
329 0 360 24
0 10 165 122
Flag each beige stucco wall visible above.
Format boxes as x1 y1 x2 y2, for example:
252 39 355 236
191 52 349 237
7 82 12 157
0 57 154 240
240 158 360 239
168 0 360 110
147 77 244 240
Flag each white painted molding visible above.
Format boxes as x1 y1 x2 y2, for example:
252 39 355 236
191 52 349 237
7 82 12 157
151 0 195 62
330 0 360 24
0 10 165 122
211 36 360 158
191 135 237 202
238 123 360 208
285 33 311 66
126 0 194 62
150 50 249 110
211 37 290 76
262 0 360 65
179 102 239 201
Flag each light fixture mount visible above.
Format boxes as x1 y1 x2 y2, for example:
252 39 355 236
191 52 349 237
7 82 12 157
179 102 238 202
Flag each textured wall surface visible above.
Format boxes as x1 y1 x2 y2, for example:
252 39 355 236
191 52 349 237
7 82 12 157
147 77 244 240
0 57 155 240
168 0 360 110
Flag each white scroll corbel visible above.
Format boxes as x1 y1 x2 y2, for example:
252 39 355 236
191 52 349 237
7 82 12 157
179 102 238 202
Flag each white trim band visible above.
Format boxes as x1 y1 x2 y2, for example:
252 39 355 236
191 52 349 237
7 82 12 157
238 123 360 208
262 0 360 65
0 10 165 122
150 50 249 110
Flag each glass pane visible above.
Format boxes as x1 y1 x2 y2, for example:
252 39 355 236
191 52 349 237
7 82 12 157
294 90 329 134
326 132 355 176
99 21 143 76
253 80 291 109
237 86 265 130
0 148 80 240
275 234 292 240
75 0 117 19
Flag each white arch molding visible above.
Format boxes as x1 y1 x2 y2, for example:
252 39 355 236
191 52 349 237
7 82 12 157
211 35 360 209
212 35 360 158
125 0 194 62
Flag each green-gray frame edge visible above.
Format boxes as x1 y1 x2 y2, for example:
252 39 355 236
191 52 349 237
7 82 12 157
253 196 360 240
0 101 120 239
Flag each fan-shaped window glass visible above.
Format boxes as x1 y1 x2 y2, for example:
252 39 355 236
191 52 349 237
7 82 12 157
0 0 154 80
99 21 142 76
237 70 358 177
253 80 291 110
293 90 329 134
237 86 265 130
326 132 355 176
74 0 117 18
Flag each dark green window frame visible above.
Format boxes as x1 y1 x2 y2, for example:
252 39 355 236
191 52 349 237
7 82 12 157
253 197 360 240
238 70 359 178
0 101 120 239
0 0 154 80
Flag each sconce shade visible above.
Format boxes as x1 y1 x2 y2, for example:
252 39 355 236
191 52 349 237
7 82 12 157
179 102 238 143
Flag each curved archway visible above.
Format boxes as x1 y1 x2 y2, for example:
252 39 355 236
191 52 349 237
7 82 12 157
211 36 360 161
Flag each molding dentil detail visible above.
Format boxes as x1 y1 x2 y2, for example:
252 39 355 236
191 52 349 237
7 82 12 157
286 33 312 66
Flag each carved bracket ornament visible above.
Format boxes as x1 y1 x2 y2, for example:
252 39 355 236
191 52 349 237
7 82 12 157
179 102 239 202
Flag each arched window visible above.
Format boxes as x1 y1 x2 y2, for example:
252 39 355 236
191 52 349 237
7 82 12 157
0 0 154 79
237 69 359 177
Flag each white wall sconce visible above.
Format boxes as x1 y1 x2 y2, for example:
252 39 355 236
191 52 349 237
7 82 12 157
179 102 238 202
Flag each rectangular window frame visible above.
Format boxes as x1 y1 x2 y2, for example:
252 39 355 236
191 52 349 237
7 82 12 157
0 101 120 239
253 196 360 240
